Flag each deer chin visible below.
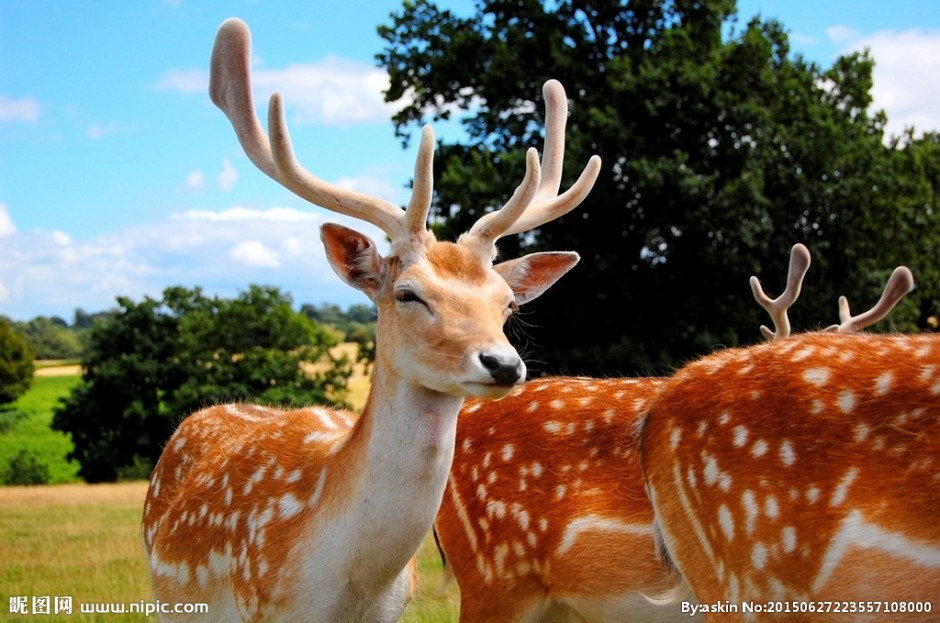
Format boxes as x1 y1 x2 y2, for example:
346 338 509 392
461 381 519 399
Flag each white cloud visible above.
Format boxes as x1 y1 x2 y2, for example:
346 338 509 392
0 95 40 123
217 158 238 192
826 25 860 46
256 56 399 126
0 203 15 237
185 170 205 190
157 55 406 126
230 240 281 267
87 122 118 140
155 69 207 94
834 28 940 138
0 205 388 320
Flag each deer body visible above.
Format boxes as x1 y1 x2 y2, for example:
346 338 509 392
143 18 600 622
639 331 940 621
437 376 696 622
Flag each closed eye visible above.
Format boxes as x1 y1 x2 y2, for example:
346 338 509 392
395 289 426 306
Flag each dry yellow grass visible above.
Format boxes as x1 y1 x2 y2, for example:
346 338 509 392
0 482 152 622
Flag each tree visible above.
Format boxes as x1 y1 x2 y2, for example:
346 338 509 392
0 317 34 406
18 316 84 359
53 285 351 483
377 0 939 375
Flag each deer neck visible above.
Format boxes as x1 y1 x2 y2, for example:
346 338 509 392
332 360 463 585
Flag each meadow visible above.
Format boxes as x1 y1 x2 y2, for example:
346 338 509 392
0 361 460 622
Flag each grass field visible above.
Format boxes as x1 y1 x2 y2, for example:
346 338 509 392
0 374 82 484
0 354 460 622
0 482 459 622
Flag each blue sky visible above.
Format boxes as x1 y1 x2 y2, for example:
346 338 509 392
2 0 940 322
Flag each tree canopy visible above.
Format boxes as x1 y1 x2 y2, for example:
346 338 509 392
52 285 351 482
0 318 34 406
377 0 939 375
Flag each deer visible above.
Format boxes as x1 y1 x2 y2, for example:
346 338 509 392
436 374 684 622
638 253 938 621
434 244 918 623
142 17 601 623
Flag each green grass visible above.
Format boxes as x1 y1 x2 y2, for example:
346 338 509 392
0 375 81 484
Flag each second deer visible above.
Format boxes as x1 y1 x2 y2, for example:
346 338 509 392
639 252 938 621
435 245 919 623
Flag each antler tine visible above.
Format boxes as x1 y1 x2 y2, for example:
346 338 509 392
210 18 424 241
498 80 602 238
464 80 601 247
404 126 436 236
267 94 408 239
209 18 279 181
750 243 812 341
828 266 914 333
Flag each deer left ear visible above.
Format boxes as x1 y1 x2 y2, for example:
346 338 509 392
494 252 579 306
321 223 383 297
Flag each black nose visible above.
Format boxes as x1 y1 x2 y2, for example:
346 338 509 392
479 352 523 386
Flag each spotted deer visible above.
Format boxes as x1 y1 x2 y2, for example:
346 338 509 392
436 375 689 622
142 18 601 623
435 245 918 623
638 260 939 621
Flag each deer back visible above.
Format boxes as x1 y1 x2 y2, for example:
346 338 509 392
639 331 940 616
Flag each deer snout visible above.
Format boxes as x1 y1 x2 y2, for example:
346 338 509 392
478 349 525 386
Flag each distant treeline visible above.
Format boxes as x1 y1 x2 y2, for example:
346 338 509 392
11 301 377 362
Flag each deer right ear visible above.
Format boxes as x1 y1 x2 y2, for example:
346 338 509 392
494 251 580 306
321 223 382 296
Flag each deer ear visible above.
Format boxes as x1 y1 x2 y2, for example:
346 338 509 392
494 252 579 306
321 223 382 296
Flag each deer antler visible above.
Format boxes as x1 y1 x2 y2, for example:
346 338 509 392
826 266 914 333
209 18 432 241
463 80 602 249
750 243 812 341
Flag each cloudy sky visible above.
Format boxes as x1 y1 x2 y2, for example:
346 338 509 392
2 0 940 321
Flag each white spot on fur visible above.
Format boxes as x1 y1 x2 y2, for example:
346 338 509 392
782 526 797 553
838 390 857 413
543 421 561 434
875 371 894 395
742 490 758 534
765 495 779 519
830 467 859 506
779 440 796 467
803 367 831 386
751 439 768 458
278 493 303 519
718 504 735 540
501 444 514 462
806 487 821 504
556 515 652 555
752 543 768 569
733 425 748 448
670 427 682 450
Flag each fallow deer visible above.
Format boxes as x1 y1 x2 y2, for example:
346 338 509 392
142 18 600 622
639 257 938 621
435 244 916 623
437 375 682 622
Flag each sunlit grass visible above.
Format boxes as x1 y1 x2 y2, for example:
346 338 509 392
0 375 81 483
0 482 459 622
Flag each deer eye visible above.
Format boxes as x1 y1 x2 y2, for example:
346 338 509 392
395 289 426 306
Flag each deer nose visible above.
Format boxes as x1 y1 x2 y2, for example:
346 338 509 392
479 351 524 386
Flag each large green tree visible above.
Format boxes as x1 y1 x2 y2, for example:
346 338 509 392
53 285 351 483
0 317 34 406
378 0 939 375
